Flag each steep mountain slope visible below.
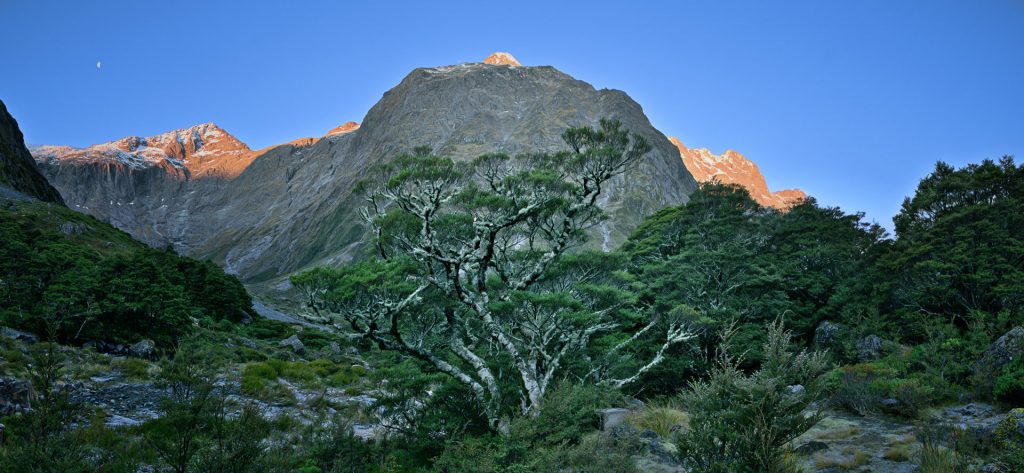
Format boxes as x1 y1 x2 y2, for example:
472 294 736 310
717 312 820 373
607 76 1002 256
33 55 697 286
669 137 805 210
0 100 64 203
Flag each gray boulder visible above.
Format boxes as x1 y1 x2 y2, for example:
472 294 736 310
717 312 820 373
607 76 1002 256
128 339 156 359
814 321 842 347
280 335 305 355
857 335 884 362
598 408 631 432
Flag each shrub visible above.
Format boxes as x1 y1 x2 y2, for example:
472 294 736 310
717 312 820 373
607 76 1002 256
993 358 1024 404
676 320 831 473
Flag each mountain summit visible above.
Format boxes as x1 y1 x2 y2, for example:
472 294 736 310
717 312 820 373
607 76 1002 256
33 59 696 286
669 137 805 210
483 52 521 66
33 123 256 180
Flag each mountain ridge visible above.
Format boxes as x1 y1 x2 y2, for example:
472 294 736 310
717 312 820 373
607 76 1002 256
669 137 806 210
32 54 698 290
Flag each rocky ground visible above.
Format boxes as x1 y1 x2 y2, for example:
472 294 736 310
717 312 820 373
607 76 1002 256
2 324 1020 472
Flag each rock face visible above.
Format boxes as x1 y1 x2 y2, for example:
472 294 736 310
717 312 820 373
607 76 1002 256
669 137 805 210
0 99 64 203
325 121 360 136
483 52 521 66
33 55 698 287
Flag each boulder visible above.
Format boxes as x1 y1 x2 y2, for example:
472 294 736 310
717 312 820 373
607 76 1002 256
598 408 631 432
128 339 156 359
789 384 806 396
0 326 38 344
239 337 258 349
857 335 883 362
814 321 842 347
0 377 32 416
974 327 1024 394
280 335 305 355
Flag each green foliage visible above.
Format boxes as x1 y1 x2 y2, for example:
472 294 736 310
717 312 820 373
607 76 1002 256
623 183 882 391
676 320 831 473
432 383 627 473
240 358 365 401
884 157 1024 341
993 358 1024 404
0 199 253 349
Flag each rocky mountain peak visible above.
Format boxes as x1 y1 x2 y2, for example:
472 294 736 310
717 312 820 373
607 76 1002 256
669 136 806 210
326 121 360 136
33 122 256 179
483 52 521 66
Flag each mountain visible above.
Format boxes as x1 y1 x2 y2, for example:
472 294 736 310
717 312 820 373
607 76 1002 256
0 100 63 203
669 137 805 210
33 122 256 180
32 54 697 288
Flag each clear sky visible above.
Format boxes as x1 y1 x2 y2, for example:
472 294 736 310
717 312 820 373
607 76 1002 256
3 1 1022 230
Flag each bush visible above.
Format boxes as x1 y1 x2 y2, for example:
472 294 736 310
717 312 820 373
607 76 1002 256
993 358 1024 404
676 320 831 473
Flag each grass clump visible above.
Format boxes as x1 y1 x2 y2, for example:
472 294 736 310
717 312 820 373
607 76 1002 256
813 450 869 469
626 401 689 437
883 445 910 461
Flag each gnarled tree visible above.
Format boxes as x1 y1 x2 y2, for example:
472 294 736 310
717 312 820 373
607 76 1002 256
293 120 695 429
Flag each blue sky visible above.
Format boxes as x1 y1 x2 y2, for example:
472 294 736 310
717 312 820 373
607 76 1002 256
2 1 1022 230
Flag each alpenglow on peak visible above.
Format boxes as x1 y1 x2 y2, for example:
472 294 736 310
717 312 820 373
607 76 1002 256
483 52 521 66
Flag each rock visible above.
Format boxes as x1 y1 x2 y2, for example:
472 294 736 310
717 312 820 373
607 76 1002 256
0 326 38 344
975 327 1024 392
814 321 842 347
280 335 305 355
58 222 84 235
105 414 142 428
881 398 899 408
0 377 32 416
239 337 258 349
0 100 65 203
328 341 342 355
789 384 806 395
795 440 828 455
857 335 883 362
598 408 631 432
128 339 156 359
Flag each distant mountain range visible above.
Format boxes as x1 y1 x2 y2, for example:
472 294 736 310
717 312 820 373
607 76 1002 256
24 52 803 292
669 138 805 210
